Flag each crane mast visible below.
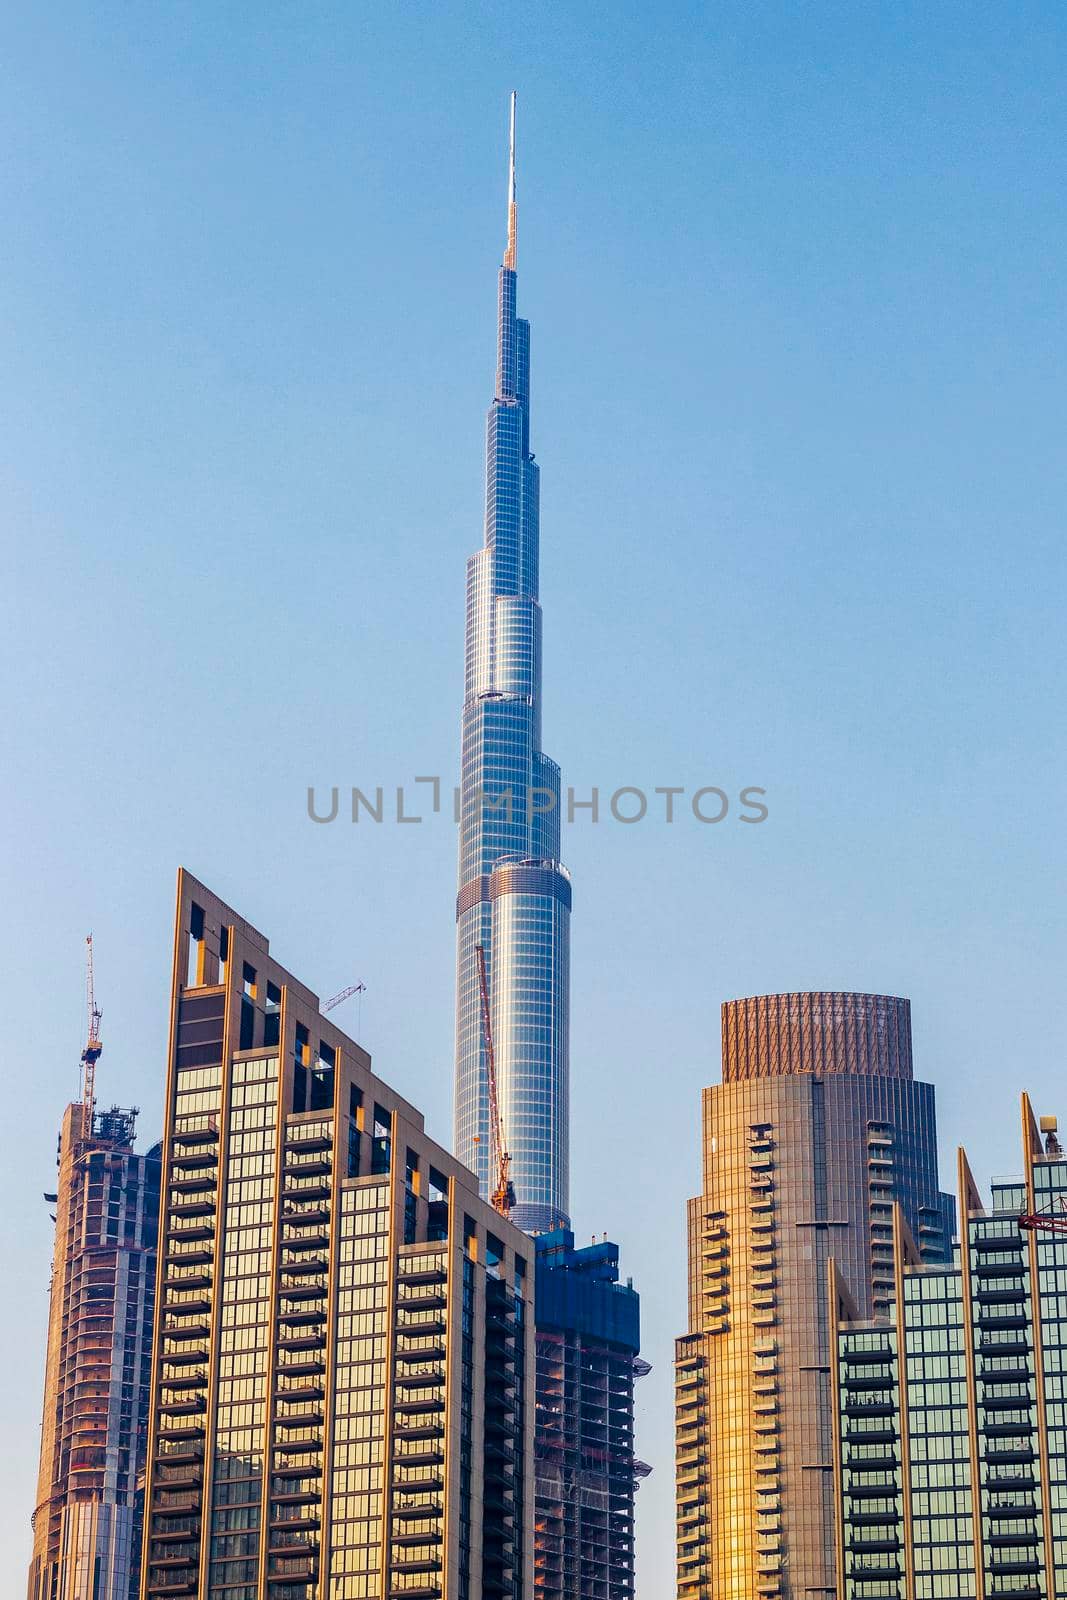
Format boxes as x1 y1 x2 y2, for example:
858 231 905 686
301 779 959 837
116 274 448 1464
80 935 103 1143
474 943 515 1219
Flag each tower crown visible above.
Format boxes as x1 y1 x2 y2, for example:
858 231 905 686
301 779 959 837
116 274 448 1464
721 991 914 1082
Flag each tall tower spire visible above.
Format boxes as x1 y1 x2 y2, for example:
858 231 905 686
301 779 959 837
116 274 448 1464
504 90 517 271
454 95 571 1236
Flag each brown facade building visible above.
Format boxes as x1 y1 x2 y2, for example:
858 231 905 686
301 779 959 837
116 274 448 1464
29 1103 160 1600
140 870 535 1600
675 993 954 1600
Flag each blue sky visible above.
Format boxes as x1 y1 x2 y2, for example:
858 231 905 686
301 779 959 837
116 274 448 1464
3 3 1066 1591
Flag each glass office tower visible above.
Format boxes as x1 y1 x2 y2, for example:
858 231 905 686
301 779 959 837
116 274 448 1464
140 870 535 1600
675 993 955 1600
833 1094 1067 1600
28 1103 160 1600
454 93 571 1237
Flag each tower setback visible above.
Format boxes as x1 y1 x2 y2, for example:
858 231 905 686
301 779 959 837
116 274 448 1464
454 92 570 1238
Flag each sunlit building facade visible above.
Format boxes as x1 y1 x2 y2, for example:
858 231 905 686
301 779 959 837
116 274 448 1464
833 1095 1067 1600
140 870 535 1600
453 93 570 1238
28 1102 161 1600
675 992 954 1599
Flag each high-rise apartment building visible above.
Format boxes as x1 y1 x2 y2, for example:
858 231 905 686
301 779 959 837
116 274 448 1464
140 870 535 1600
29 1102 161 1600
453 92 570 1238
833 1095 1067 1600
532 1233 648 1600
675 992 955 1599
451 98 644 1600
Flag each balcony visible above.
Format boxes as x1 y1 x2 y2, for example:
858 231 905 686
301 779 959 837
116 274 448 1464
266 1564 318 1586
167 1252 214 1279
267 1510 321 1536
157 1421 206 1443
174 1121 218 1144
397 1287 448 1310
278 1308 326 1329
164 1270 212 1290
170 1194 215 1216
398 1314 448 1336
282 1231 330 1253
283 1202 330 1222
169 1221 215 1242
391 1523 441 1548
150 1522 201 1543
170 1173 216 1195
397 1262 447 1287
275 1381 326 1403
272 1461 323 1481
162 1319 210 1340
284 1158 331 1179
275 1411 325 1431
286 1132 332 1153
277 1356 327 1377
160 1370 208 1391
162 1346 209 1367
276 1261 328 1286
171 1149 217 1171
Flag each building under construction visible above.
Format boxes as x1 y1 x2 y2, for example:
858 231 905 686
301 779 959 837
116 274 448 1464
28 1098 161 1600
28 939 161 1600
533 1232 649 1600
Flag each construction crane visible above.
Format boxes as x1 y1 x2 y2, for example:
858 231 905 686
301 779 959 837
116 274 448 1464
80 935 103 1142
324 982 366 1013
474 944 515 1219
1018 1121 1066 1233
1019 1212 1067 1234
1019 1200 1067 1235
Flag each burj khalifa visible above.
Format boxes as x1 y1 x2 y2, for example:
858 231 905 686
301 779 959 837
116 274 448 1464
454 94 571 1235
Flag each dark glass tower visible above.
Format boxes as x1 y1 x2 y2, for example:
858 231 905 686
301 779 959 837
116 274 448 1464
454 93 570 1236
833 1096 1067 1600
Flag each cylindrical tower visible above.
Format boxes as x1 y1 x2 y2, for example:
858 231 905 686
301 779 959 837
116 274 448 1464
675 994 954 1600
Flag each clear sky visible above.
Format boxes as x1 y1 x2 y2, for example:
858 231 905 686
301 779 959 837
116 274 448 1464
3 3 1066 1593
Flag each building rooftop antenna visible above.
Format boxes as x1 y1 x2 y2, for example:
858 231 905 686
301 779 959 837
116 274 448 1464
503 90 517 271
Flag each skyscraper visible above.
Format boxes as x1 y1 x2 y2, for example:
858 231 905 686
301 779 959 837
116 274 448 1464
452 99 645 1600
533 1231 647 1600
454 92 570 1238
832 1095 1067 1600
675 992 955 1600
140 870 535 1600
28 1102 160 1600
